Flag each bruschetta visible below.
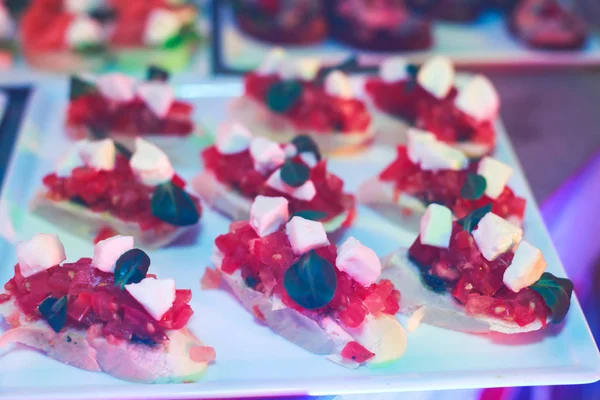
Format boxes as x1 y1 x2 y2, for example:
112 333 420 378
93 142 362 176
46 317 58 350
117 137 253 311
0 2 15 68
0 233 215 382
365 56 499 158
32 137 201 248
211 196 406 367
67 70 201 164
229 48 374 155
21 0 108 72
193 124 355 232
358 128 526 227
380 204 573 333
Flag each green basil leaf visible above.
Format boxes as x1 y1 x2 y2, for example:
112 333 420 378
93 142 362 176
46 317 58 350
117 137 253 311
316 55 359 82
114 249 151 289
407 64 420 78
530 272 574 324
147 65 170 82
457 203 492 233
266 80 303 114
283 250 337 309
163 32 185 49
38 296 68 333
280 160 310 188
70 76 97 101
290 210 328 222
151 181 200 226
461 173 487 200
75 43 106 56
89 7 116 23
291 135 321 161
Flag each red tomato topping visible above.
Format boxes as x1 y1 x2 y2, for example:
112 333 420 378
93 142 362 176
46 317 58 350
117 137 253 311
341 341 375 363
244 72 372 134
200 267 222 290
409 222 549 327
378 146 526 221
4 258 194 344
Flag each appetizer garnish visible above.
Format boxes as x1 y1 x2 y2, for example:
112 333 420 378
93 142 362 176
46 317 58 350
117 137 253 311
109 0 200 71
230 49 374 154
509 0 588 50
0 1 15 67
380 205 574 333
366 56 499 158
33 137 201 248
21 0 108 72
430 0 484 22
326 0 432 51
0 234 214 382
358 129 526 226
194 126 356 232
67 69 197 161
233 0 328 45
212 196 406 367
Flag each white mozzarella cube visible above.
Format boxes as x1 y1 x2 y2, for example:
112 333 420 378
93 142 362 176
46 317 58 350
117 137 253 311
125 278 176 321
324 71 353 99
250 196 289 237
455 75 500 122
250 137 286 175
283 143 297 158
380 57 409 83
136 82 175 118
299 152 318 168
78 138 116 171
144 9 182 46
130 138 175 186
417 56 455 99
256 47 286 76
477 157 513 199
92 235 135 273
473 213 523 261
280 58 320 81
216 123 252 154
419 204 453 248
55 142 86 177
266 169 316 201
0 5 14 40
407 129 467 171
16 234 66 278
285 216 330 255
97 73 136 102
503 240 547 293
336 237 381 287
66 16 103 48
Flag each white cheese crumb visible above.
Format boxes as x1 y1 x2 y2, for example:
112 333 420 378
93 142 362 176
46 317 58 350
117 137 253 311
256 47 286 76
336 237 382 287
455 75 500 122
279 58 321 81
417 56 455 99
97 73 136 103
144 9 182 47
266 169 316 201
250 137 286 175
324 71 353 99
16 234 66 278
216 123 253 155
473 213 523 261
130 138 175 186
65 16 103 49
503 240 547 293
250 196 289 237
407 128 468 171
477 157 513 199
78 138 116 171
285 216 329 255
135 82 175 118
419 204 453 248
125 278 176 321
92 235 134 273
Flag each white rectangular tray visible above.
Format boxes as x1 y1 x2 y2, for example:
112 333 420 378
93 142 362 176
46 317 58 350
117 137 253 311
216 7 600 72
0 79 599 400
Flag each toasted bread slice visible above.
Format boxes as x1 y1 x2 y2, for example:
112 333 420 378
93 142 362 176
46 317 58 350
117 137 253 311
380 249 544 334
213 251 407 368
229 96 374 155
192 171 350 232
31 191 195 249
0 299 208 383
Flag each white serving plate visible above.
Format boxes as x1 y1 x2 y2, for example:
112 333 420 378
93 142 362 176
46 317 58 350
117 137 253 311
218 8 600 72
0 79 599 400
